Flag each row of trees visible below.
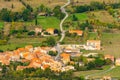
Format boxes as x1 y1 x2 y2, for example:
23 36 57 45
0 8 35 22
75 2 120 13
0 61 84 80
73 55 113 71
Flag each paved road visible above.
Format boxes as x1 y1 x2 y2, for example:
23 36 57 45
85 65 115 79
59 0 70 42
55 0 70 60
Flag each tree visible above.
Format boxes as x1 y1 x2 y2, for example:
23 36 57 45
28 31 35 36
83 27 88 42
53 6 65 20
105 58 113 65
87 61 96 70
48 51 57 56
94 58 105 67
72 14 78 21
45 37 56 46
22 9 31 21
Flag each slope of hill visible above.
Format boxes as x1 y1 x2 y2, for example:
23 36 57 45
0 0 67 12
23 0 67 9
0 0 25 12
73 0 119 5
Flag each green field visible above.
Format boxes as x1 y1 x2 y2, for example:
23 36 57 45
73 65 111 77
36 16 60 29
0 38 44 51
0 22 4 29
25 16 60 29
95 66 120 78
74 66 120 79
0 36 59 51
66 13 88 21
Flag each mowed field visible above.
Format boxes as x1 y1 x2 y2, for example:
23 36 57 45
73 0 118 5
24 0 67 9
0 0 25 12
25 16 60 29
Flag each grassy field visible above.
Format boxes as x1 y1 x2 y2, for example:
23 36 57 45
66 13 88 22
94 66 120 78
25 16 60 29
74 66 120 79
73 65 111 77
0 38 43 51
63 32 120 58
0 36 59 51
87 32 120 58
37 16 60 29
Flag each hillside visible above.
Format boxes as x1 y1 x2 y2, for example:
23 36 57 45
73 0 119 5
24 0 67 9
0 0 67 12
0 0 25 12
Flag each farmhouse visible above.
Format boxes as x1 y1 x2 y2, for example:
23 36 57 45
104 55 115 62
115 58 120 66
69 30 83 36
85 40 101 50
46 28 55 35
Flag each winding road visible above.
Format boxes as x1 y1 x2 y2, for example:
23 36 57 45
85 65 115 79
59 0 70 42
55 0 70 60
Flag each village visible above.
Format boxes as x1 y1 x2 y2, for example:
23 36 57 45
0 0 120 79
0 27 120 74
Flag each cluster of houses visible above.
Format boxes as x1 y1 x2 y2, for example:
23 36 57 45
0 45 75 72
34 27 59 36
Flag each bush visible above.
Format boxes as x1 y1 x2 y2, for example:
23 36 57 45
0 40 7 45
28 31 35 36
48 51 57 56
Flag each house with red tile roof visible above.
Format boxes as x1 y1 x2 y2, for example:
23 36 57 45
46 28 55 35
35 27 42 35
69 30 83 36
60 53 70 64
104 54 115 62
